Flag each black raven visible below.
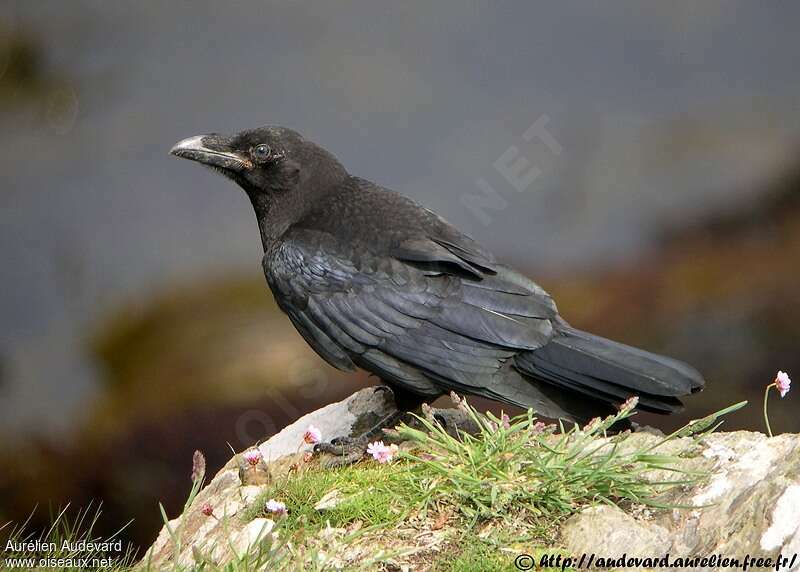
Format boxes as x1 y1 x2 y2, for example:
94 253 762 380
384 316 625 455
170 126 704 427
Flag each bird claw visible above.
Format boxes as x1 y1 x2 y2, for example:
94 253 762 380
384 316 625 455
314 436 369 468
312 406 409 467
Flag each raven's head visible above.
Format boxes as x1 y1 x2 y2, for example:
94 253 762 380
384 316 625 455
170 126 347 240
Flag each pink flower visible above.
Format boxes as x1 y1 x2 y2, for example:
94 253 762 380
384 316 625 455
265 499 287 516
191 450 206 483
531 421 547 433
620 396 639 413
303 425 322 445
775 371 792 398
488 412 511 432
366 441 399 464
583 417 601 432
200 502 214 517
243 448 263 466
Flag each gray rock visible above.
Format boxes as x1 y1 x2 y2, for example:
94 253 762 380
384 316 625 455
314 489 346 511
560 431 800 571
561 505 671 556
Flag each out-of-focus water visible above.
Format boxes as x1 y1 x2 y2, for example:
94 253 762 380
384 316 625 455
2 1 800 437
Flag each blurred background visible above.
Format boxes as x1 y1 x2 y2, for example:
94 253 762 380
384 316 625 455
1 0 799 554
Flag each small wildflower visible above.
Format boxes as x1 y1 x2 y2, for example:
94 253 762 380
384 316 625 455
764 370 792 437
303 451 314 463
265 499 287 516
243 448 263 466
366 441 399 464
487 413 511 432
450 391 471 415
620 396 639 413
775 371 791 398
583 417 602 433
200 502 214 517
531 421 547 433
421 403 436 424
191 450 206 483
303 425 322 445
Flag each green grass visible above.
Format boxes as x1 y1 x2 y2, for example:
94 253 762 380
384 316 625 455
431 534 578 572
435 538 514 572
242 461 419 536
396 397 745 525
0 504 136 571
238 397 744 568
143 461 388 571
2 398 747 571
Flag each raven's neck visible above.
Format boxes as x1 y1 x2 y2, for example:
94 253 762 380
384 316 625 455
250 168 349 253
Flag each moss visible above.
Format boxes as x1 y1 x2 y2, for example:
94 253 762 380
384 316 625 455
243 461 419 535
436 539 514 572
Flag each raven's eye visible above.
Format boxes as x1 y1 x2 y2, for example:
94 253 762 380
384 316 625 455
252 144 272 163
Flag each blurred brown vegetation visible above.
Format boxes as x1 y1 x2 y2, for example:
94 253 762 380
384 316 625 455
0 25 76 125
0 276 365 548
544 161 800 433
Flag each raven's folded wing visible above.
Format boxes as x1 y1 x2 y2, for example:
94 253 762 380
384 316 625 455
264 227 556 399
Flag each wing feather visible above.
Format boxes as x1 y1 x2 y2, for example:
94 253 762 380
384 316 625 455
264 227 557 401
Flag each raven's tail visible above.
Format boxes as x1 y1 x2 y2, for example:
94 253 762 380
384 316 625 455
514 326 705 415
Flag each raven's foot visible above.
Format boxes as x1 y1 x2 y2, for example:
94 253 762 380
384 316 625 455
310 389 484 468
313 409 409 468
313 436 370 468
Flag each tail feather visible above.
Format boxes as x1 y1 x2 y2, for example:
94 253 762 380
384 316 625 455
515 326 705 414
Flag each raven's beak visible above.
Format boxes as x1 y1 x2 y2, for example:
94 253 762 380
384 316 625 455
170 134 252 172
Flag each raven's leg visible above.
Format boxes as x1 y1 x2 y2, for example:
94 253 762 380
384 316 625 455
313 386 485 467
313 385 430 467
